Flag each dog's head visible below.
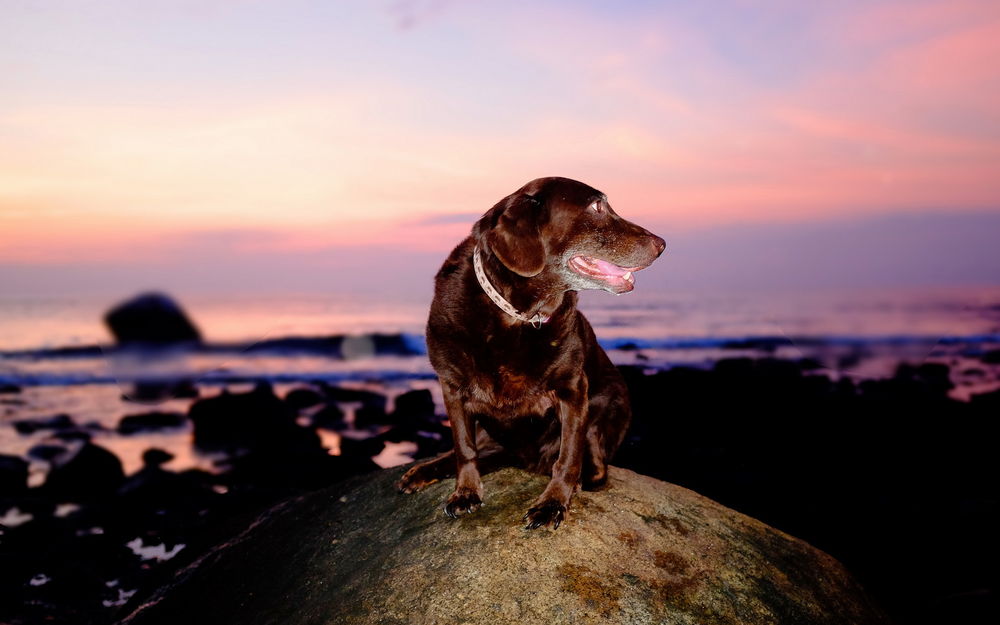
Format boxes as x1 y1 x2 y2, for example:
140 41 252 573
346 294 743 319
473 177 665 294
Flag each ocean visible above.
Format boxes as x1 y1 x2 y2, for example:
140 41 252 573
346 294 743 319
2 284 999 480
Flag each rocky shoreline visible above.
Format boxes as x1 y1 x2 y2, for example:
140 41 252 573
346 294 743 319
1 292 998 624
1 352 997 624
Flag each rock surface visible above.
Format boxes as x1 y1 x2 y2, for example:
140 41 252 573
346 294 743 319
118 466 888 625
104 292 202 345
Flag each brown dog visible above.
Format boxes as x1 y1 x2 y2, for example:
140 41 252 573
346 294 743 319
396 177 665 529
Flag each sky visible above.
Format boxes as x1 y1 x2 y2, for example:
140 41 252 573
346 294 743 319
1 0 999 297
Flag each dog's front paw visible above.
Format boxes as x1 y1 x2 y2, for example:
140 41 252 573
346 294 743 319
444 489 483 518
523 500 566 530
396 463 439 494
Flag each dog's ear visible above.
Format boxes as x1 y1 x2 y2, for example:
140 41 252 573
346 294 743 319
478 193 545 278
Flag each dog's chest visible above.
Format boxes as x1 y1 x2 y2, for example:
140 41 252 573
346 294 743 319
465 344 565 416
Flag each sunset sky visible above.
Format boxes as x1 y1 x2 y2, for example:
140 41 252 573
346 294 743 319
2 0 998 296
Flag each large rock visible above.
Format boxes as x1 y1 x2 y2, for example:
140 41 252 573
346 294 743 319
118 467 887 625
0 454 29 494
43 442 125 501
189 383 309 453
104 292 201 345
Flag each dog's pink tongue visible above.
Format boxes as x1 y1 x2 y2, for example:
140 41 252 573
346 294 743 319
589 258 629 276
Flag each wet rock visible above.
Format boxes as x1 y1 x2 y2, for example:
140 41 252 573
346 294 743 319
118 467 888 625
27 444 67 462
391 389 436 424
353 404 390 428
320 384 387 414
104 292 201 345
187 382 360 492
309 404 345 430
0 454 29 493
13 414 75 435
43 443 125 501
970 386 1000 408
142 449 174 467
115 449 220 528
189 383 310 453
338 434 385 459
379 422 453 460
894 362 954 395
284 387 324 410
117 412 187 435
981 349 1000 364
51 429 93 442
126 380 199 402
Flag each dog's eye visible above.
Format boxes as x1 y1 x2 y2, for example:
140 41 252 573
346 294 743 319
589 201 604 214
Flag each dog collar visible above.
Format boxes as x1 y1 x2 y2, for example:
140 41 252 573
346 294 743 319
473 245 550 328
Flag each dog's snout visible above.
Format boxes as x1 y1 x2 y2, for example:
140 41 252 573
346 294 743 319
650 235 666 257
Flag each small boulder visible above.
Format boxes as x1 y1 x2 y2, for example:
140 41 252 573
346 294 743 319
284 387 325 410
980 349 1000 364
0 454 29 494
117 412 187 435
391 389 436 424
43 443 125 501
310 404 345 430
27 444 67 462
320 384 387 413
189 383 313 454
13 414 75 435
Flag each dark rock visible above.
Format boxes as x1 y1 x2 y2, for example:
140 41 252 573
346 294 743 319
190 383 376 492
50 429 93 442
117 412 187 435
379 424 451 460
797 358 825 370
0 454 29 493
284 387 324 410
981 349 1000 364
27 444 67 461
13 414 75 435
143 448 175 467
125 380 199 402
189 383 308 453
338 435 385 459
970 387 1000 408
43 443 125 501
104 292 201 345
116 449 214 513
354 404 391 428
310 404 345 430
320 384 391 428
894 362 954 394
118 467 889 625
0 383 21 394
320 384 387 413
391 389 436 423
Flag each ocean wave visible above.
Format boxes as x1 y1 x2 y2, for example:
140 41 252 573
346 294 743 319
4 330 999 363
2 331 997 389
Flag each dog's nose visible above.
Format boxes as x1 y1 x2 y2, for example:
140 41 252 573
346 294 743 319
650 235 666 256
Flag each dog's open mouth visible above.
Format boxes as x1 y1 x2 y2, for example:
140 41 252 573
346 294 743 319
568 255 642 293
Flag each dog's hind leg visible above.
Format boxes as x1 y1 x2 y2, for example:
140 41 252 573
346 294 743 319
581 392 631 491
581 428 610 491
395 428 508 494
